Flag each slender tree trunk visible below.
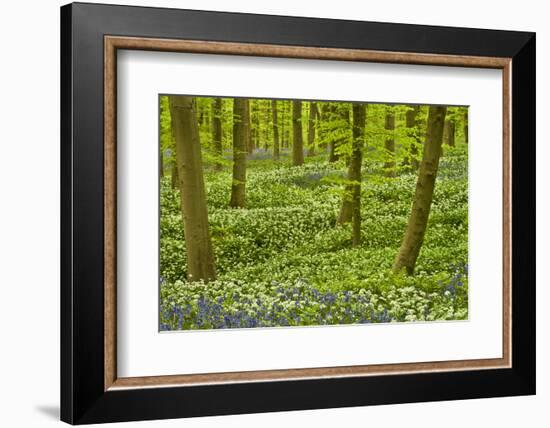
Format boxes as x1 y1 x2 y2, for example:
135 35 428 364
249 101 255 155
287 101 293 149
257 100 262 151
264 101 270 151
212 98 223 170
335 106 351 163
170 121 178 189
351 104 366 246
292 100 304 166
160 148 165 178
197 107 204 129
272 100 280 161
338 103 366 231
280 101 286 149
443 120 455 147
307 102 317 157
328 105 340 163
393 106 447 275
248 100 257 155
171 164 179 190
384 109 396 177
203 103 210 133
405 105 421 170
230 98 249 208
463 108 469 144
328 141 337 162
168 95 216 282
318 104 328 151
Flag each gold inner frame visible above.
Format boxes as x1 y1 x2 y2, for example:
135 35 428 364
104 35 512 391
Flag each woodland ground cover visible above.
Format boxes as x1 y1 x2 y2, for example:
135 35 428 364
160 146 468 330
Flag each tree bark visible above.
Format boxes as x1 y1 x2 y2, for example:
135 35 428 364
351 104 366 246
384 109 396 177
393 106 447 275
272 100 280 161
280 101 286 149
328 105 340 163
230 98 249 208
463 108 469 144
212 98 223 170
404 105 421 170
338 103 366 233
292 100 304 166
255 101 261 153
169 96 216 282
170 118 178 189
248 100 257 155
171 163 179 190
160 148 165 178
328 141 337 162
307 102 317 157
317 104 328 151
443 120 455 147
264 101 270 151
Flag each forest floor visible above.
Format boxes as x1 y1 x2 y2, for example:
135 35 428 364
160 145 468 330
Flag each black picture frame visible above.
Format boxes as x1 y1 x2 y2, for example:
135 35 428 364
61 2 535 424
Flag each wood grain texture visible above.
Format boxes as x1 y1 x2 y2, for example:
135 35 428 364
106 36 511 68
110 357 508 390
502 62 513 367
104 35 512 390
104 37 117 391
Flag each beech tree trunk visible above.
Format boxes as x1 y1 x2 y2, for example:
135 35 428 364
328 105 340 163
393 106 447 275
272 100 280 161
170 120 178 189
443 120 455 147
463 108 469 144
160 148 164 178
292 100 304 166
255 102 260 153
351 104 366 246
384 109 396 177
264 101 270 151
171 164 179 190
307 102 317 157
405 105 421 170
169 95 216 282
328 141 337 162
317 104 327 151
230 98 249 208
280 101 286 149
338 103 366 235
248 101 257 155
212 98 223 170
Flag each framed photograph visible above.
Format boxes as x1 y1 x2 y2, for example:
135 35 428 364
61 2 535 424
